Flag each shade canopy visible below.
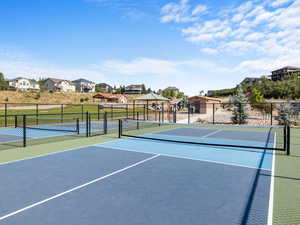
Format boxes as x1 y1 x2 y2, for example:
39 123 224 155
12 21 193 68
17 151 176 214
132 93 169 101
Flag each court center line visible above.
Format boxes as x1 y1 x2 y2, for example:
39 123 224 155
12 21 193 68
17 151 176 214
201 129 222 138
0 154 160 221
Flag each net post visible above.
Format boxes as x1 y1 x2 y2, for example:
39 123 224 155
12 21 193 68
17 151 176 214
287 125 290 155
23 115 26 147
213 103 215 124
104 112 108 134
88 114 92 137
118 119 122 138
86 111 89 137
76 118 80 135
4 103 7 127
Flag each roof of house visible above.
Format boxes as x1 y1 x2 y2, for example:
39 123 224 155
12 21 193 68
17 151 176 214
72 78 95 84
164 86 179 90
9 77 38 84
125 84 143 89
93 93 128 99
46 78 74 85
132 93 169 101
97 83 112 87
188 96 222 102
241 77 260 83
272 66 300 72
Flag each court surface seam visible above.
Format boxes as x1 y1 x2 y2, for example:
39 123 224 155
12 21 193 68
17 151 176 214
0 154 160 222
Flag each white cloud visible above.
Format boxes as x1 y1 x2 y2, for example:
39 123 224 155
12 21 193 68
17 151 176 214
200 48 218 54
192 5 207 15
160 0 207 23
271 0 293 7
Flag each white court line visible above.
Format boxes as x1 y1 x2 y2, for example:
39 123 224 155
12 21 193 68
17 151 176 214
267 132 276 225
95 143 272 172
201 129 222 138
0 154 160 221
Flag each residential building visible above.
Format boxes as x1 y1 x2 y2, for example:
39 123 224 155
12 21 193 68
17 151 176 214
92 93 128 103
72 78 95 93
240 77 260 85
44 78 76 92
124 84 143 95
163 86 180 95
96 83 113 93
188 96 222 114
271 66 300 81
8 77 40 91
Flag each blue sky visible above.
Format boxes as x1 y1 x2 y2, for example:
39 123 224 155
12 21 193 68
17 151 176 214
0 0 299 95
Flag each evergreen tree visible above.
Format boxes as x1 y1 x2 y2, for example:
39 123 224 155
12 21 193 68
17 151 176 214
277 103 295 125
230 86 250 124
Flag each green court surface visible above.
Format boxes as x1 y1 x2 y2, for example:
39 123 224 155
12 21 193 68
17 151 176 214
0 128 299 224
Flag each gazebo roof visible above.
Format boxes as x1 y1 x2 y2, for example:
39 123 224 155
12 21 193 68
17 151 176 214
132 93 169 101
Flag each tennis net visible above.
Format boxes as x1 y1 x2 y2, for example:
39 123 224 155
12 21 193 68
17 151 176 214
15 115 80 133
119 119 290 154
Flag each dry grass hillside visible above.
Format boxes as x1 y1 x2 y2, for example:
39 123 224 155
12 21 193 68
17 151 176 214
0 91 96 104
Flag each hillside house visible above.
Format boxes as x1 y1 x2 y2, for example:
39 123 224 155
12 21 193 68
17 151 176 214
73 78 95 93
8 77 40 91
124 84 143 95
271 66 300 81
241 77 260 85
96 83 113 93
44 78 76 92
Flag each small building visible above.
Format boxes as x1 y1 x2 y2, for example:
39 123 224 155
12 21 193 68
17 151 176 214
124 84 144 95
92 93 128 103
72 78 95 93
188 96 222 114
271 66 300 81
44 78 76 92
8 77 40 91
241 77 260 86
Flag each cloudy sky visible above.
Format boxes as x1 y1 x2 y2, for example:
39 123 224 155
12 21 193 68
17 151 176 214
0 0 299 95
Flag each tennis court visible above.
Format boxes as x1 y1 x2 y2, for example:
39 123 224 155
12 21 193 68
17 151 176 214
0 119 288 225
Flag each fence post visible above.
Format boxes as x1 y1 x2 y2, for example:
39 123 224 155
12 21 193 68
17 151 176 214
126 104 129 119
188 104 190 124
4 103 7 127
213 103 215 124
61 104 64 123
81 104 84 122
162 103 164 123
36 104 39 125
238 103 242 125
118 119 122 138
104 112 108 134
97 104 100 120
76 118 80 135
143 104 146 121
270 103 273 126
111 105 113 119
287 125 290 155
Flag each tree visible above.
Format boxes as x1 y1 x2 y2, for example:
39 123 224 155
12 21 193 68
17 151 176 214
277 103 295 125
0 72 8 90
230 86 250 124
249 88 264 109
199 90 204 96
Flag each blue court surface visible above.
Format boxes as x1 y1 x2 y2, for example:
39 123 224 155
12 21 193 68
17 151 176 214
0 126 275 225
0 121 119 143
